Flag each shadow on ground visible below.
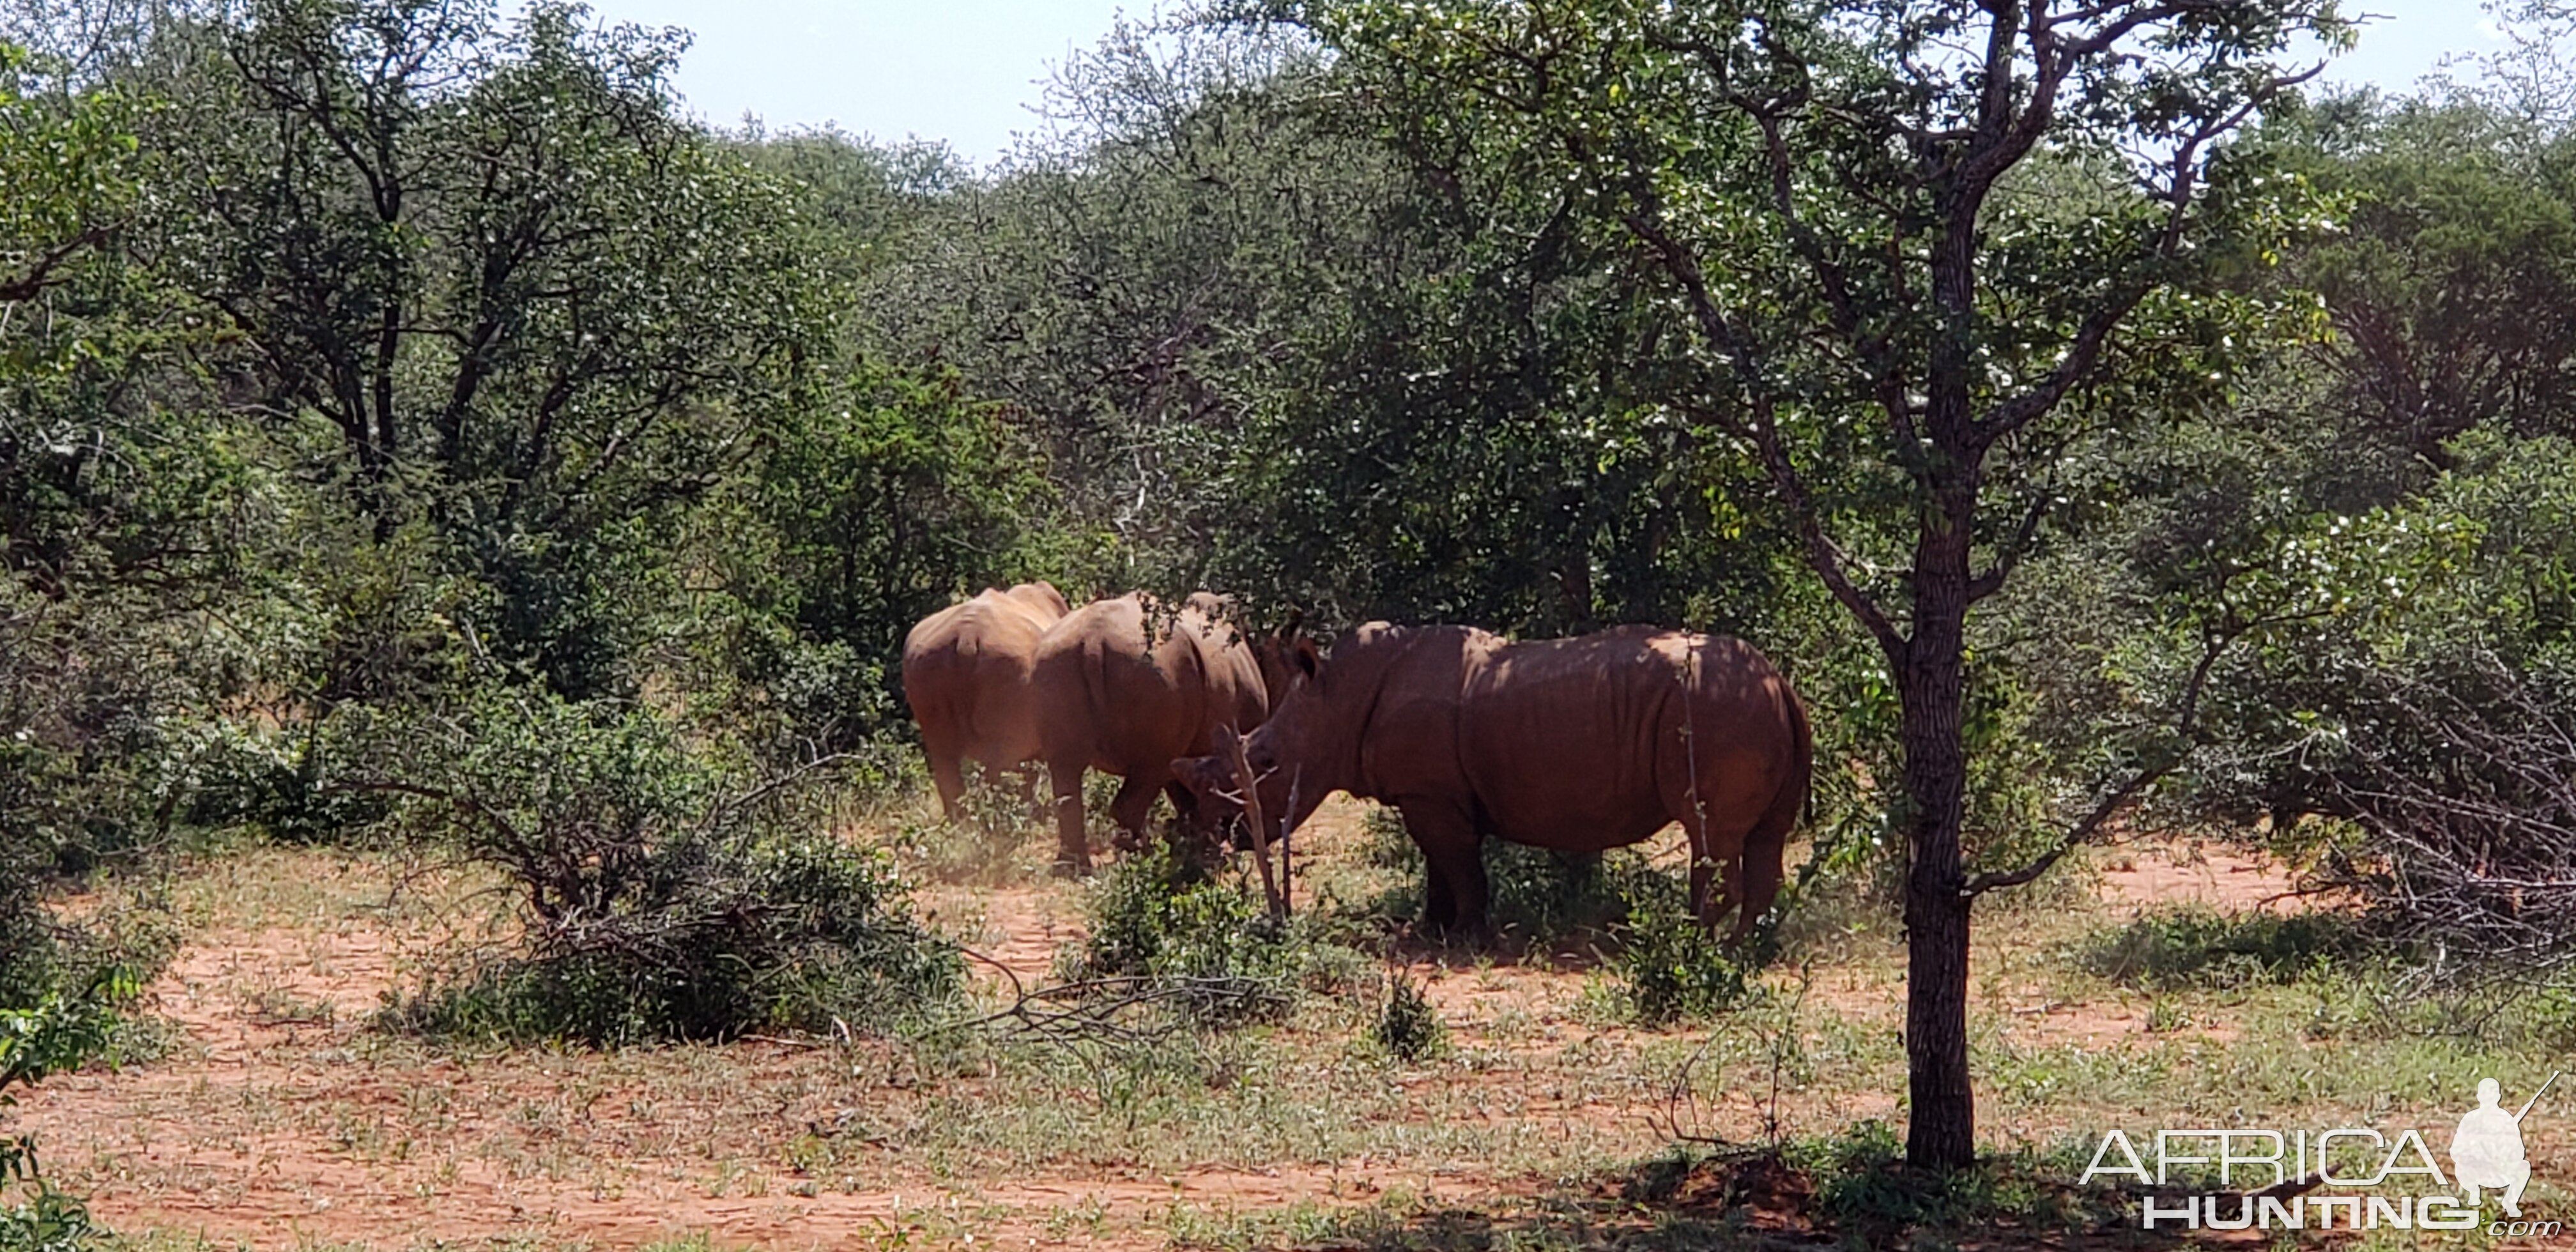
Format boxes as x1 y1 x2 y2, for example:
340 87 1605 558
1261 1149 2205 1251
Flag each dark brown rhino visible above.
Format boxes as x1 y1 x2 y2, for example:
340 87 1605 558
1031 592 1286 874
900 581 1073 819
1172 622 1811 939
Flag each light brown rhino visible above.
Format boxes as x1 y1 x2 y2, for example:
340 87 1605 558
900 581 1073 819
1172 622 1811 940
1031 592 1287 874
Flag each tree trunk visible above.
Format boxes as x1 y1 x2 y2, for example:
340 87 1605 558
1901 506 1976 1170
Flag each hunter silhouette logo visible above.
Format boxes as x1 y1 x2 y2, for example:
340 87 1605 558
2083 1070 2563 1233
2453 1072 2555 1218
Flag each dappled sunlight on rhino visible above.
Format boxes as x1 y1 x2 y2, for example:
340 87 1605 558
1173 622 1812 942
1031 592 1295 874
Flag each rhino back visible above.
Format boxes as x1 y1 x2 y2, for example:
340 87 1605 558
903 595 1055 756
1448 632 1688 844
1001 581 1073 623
1034 595 1195 772
1351 629 1798 852
1338 625 1477 801
1169 604 1269 737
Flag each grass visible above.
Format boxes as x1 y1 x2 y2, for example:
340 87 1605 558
15 802 2576 1249
1163 1131 2167 1251
2082 905 2368 990
889 770 1058 886
105 1235 829 1252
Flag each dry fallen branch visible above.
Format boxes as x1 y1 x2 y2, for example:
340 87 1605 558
2320 649 2576 986
944 947 1292 1052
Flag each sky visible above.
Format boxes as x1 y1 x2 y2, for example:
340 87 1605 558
583 0 2506 168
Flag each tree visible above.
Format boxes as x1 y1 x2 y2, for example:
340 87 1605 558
3 30 243 881
158 0 831 696
857 20 1429 590
849 21 1791 634
2306 97 2576 467
707 358 1055 759
1287 0 2342 1166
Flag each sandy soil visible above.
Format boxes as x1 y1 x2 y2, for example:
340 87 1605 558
2094 841 2310 913
4 809 2421 1249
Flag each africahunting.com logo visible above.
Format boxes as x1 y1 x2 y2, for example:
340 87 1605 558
2081 1072 2560 1235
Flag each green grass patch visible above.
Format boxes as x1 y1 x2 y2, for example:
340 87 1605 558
2084 906 2366 991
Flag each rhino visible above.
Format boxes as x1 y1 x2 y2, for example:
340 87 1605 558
1172 622 1812 940
1031 592 1287 874
900 581 1074 819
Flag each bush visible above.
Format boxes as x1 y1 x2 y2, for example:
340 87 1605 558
0 705 178 1028
1609 864 1755 1025
1801 1120 2119 1241
1357 804 1417 869
391 828 959 1045
362 689 961 1045
162 719 392 847
891 771 1046 887
1372 972 1446 1062
1485 843 1629 942
3 967 142 1252
2084 906 2363 991
1064 843 1296 1026
2165 436 2576 991
0 890 172 1032
1353 811 1640 947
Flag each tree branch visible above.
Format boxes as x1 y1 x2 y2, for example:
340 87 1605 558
0 225 117 303
1959 611 2235 895
1622 204 1910 659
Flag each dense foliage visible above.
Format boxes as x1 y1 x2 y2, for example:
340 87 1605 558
10 0 2576 1179
0 970 138 1250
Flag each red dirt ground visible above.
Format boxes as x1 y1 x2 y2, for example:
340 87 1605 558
8 813 2363 1249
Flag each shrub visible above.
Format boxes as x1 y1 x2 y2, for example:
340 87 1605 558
163 719 392 847
2085 906 2363 991
1372 972 1446 1062
0 715 177 1030
0 890 172 1031
1485 843 1629 942
1358 804 1417 869
1352 811 1639 946
2 966 141 1252
1064 843 1295 1026
2168 438 2576 993
1802 1120 2115 1241
1609 864 1755 1025
892 770 1046 887
362 689 961 1045
391 828 959 1045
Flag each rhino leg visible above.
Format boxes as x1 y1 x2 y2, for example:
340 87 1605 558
1108 774 1162 852
1048 760 1091 877
1400 799 1489 939
1421 860 1457 932
1731 820 1790 946
1688 853 1733 934
924 734 967 823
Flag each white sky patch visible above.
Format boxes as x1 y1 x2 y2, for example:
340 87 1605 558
585 0 2495 167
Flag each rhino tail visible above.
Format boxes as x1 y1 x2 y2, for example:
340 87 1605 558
1777 687 1816 837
